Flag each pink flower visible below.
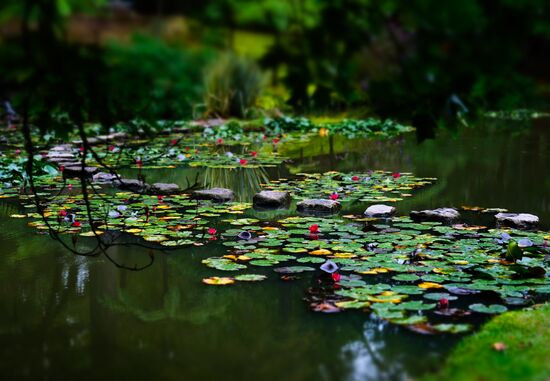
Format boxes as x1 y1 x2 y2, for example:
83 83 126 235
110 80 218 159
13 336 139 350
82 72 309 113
438 298 449 309
58 210 67 217
108 145 116 151
331 272 341 282
392 172 401 179
352 176 359 181
309 224 319 233
79 146 84 152
157 195 164 202
216 138 223 145
71 221 81 227
170 139 178 146
239 159 248 166
330 193 339 200
135 158 143 167
250 151 257 157
208 227 217 235
68 184 73 190
59 165 65 172
15 149 21 155
273 138 280 144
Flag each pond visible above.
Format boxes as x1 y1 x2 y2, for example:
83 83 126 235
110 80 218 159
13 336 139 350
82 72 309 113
0 117 549 381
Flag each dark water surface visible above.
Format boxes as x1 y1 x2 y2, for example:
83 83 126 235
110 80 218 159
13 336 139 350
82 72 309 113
1 118 549 381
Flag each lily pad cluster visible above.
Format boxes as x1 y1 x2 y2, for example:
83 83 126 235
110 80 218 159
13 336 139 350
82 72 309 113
199 214 550 333
262 171 435 203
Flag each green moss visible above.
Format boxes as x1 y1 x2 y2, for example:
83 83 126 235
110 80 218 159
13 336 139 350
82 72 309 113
424 304 550 381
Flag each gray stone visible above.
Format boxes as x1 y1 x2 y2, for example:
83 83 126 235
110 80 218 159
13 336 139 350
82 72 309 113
253 190 291 208
92 172 118 183
410 208 460 222
62 165 99 178
495 213 539 229
113 179 150 193
296 199 341 214
192 188 234 202
151 182 180 195
364 204 396 217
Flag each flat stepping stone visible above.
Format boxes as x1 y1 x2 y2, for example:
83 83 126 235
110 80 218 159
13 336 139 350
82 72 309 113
62 165 99 178
364 204 396 217
253 190 291 208
113 179 150 193
296 199 341 214
410 208 460 222
92 172 117 183
495 212 539 229
192 188 234 202
151 182 180 195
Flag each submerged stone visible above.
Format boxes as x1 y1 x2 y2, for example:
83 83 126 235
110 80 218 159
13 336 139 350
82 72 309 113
113 179 150 193
253 190 291 208
62 165 99 178
364 204 396 217
410 208 460 222
92 172 117 183
151 183 180 195
495 212 539 229
296 199 341 214
192 188 234 202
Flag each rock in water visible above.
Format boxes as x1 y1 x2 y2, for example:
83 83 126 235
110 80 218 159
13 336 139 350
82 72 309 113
113 179 150 193
410 208 460 222
495 213 539 229
62 165 99 178
253 190 291 208
151 183 180 195
296 199 341 214
192 188 234 202
364 204 396 217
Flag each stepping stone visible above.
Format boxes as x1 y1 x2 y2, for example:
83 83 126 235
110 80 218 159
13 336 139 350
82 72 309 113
495 213 539 229
113 179 150 193
296 199 341 214
62 165 99 178
364 204 396 217
151 182 180 195
92 172 117 183
253 190 291 208
410 208 460 222
192 188 234 202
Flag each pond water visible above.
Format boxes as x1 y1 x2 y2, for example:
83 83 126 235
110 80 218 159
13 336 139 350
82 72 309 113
0 117 549 381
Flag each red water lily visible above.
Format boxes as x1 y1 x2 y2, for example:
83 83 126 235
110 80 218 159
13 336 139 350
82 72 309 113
330 192 339 200
15 149 21 155
438 298 449 309
68 184 73 190
208 227 217 235
250 151 257 157
216 138 223 145
59 165 65 172
239 158 248 166
392 172 401 179
108 145 116 151
71 221 81 227
170 139 178 146
352 175 359 181
135 158 143 167
309 224 319 233
331 272 341 282
58 210 67 217
79 146 84 152
157 195 164 202
273 138 280 144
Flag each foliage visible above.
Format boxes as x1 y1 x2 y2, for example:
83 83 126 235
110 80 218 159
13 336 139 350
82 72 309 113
204 54 264 118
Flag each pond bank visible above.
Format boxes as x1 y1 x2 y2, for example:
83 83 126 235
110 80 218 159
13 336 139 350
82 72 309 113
423 303 550 381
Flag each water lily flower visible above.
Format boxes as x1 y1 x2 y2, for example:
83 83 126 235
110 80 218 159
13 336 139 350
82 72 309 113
518 238 533 248
250 151 257 157
117 205 127 212
157 195 164 202
15 149 21 155
71 221 81 227
208 227 217 235
273 138 280 144
79 146 84 152
331 272 341 282
352 176 359 181
225 152 234 158
170 139 178 146
320 260 339 274
330 192 339 200
68 184 73 190
58 210 67 217
319 128 329 137
309 224 319 233
237 231 252 240
216 138 223 145
438 298 449 309
177 154 187 161
544 240 548 249
108 210 120 218
135 157 143 167
392 172 401 179
108 145 116 151
59 165 65 172
240 158 248 166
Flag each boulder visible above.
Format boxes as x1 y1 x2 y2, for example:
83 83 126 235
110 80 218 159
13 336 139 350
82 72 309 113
296 199 341 214
62 165 99 178
410 208 460 222
253 190 291 208
192 188 234 202
92 172 117 183
364 204 396 217
151 182 180 195
113 179 150 193
495 213 539 229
